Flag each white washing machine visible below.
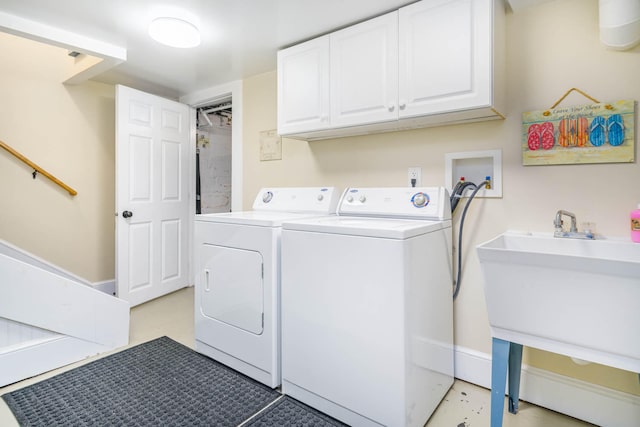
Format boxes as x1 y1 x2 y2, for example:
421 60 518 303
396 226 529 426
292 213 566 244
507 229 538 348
194 187 340 388
281 187 454 427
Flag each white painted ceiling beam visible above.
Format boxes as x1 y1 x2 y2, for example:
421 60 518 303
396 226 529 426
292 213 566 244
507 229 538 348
0 10 126 84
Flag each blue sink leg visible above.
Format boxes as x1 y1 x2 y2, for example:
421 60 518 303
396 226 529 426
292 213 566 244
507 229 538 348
491 338 510 427
508 342 523 414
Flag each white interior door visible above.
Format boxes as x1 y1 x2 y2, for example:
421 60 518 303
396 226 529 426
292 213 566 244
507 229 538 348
116 85 192 307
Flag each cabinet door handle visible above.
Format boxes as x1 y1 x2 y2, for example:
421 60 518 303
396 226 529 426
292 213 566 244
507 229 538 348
388 105 395 112
204 269 211 292
399 102 407 110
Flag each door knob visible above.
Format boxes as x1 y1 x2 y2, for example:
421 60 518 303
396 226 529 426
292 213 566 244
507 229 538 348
122 210 133 218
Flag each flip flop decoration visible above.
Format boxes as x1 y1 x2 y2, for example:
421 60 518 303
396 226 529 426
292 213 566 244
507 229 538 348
527 123 541 150
558 118 578 147
607 114 625 146
576 117 589 147
558 119 566 147
568 118 578 146
589 116 606 147
540 121 555 150
527 122 556 151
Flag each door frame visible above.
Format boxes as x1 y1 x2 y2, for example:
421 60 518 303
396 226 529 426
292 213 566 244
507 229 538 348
180 80 243 287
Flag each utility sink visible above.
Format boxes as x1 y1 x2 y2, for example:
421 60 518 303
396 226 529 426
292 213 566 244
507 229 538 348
477 231 640 373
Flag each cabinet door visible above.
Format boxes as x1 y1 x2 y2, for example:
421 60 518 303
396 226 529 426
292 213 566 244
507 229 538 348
399 0 492 117
330 11 398 127
277 36 330 135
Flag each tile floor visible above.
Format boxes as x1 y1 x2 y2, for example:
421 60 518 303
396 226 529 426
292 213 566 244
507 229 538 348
0 287 594 426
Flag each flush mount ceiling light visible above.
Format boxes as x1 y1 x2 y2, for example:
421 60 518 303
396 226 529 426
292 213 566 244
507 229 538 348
148 17 201 48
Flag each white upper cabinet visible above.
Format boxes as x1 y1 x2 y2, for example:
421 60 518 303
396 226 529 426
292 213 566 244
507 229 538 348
277 0 505 140
399 0 494 118
277 36 330 135
330 11 398 128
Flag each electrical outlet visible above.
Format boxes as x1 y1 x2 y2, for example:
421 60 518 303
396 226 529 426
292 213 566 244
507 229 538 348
408 167 421 187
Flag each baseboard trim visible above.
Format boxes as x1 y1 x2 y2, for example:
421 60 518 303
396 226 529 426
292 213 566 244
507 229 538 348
92 279 115 295
454 345 640 427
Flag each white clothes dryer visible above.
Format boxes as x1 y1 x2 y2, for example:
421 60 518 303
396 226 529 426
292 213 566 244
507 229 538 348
194 187 340 388
281 187 454 427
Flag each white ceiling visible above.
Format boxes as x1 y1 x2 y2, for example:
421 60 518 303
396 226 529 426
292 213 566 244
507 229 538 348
0 0 419 99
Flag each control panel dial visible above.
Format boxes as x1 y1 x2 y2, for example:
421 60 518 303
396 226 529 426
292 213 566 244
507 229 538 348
262 191 274 203
411 192 430 208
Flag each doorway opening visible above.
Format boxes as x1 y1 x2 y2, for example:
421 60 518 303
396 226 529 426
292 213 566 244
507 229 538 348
196 98 232 214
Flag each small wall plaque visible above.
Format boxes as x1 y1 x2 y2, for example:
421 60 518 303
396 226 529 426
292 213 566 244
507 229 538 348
259 129 282 161
522 99 635 166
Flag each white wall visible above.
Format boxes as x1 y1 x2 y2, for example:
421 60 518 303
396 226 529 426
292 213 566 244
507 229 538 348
0 32 116 282
242 0 640 396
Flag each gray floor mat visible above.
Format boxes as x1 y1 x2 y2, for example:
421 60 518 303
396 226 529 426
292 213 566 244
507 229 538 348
2 336 280 426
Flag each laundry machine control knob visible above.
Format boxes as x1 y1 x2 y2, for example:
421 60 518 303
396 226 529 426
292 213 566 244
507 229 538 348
412 192 429 208
317 194 324 201
359 195 367 203
262 191 274 203
346 196 354 203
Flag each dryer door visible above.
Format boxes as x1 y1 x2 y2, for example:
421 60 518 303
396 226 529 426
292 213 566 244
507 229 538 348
200 244 264 334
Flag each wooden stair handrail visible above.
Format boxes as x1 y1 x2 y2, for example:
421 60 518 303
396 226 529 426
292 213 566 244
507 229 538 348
0 139 78 196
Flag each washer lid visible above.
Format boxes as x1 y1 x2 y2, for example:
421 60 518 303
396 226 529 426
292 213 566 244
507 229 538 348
282 216 451 239
196 211 333 227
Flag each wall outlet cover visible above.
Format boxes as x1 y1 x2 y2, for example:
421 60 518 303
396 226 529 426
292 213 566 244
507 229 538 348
408 167 421 187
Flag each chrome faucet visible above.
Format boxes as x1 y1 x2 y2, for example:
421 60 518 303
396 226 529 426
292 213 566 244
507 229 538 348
553 210 594 239
554 210 577 233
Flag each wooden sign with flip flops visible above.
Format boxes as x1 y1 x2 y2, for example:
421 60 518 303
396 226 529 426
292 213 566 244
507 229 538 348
521 91 635 165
